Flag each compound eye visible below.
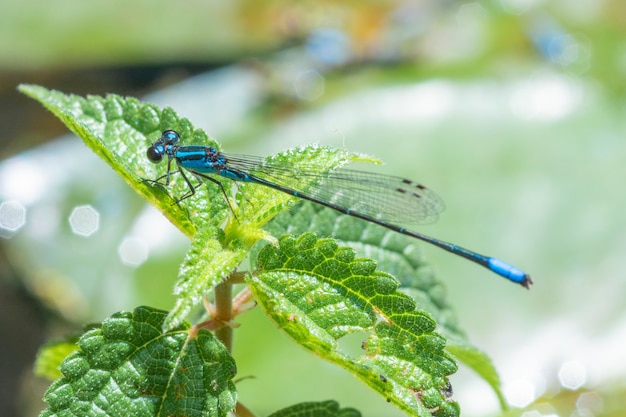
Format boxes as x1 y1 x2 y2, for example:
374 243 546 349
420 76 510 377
146 146 163 163
162 130 180 142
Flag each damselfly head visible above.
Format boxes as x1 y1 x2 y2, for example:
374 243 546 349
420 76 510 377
146 130 181 163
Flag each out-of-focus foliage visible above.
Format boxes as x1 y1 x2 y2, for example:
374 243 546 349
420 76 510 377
3 0 626 94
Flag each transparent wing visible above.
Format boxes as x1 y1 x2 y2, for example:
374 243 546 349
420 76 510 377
223 153 445 226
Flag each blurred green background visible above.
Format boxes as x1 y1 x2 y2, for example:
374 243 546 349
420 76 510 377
1 1 625 416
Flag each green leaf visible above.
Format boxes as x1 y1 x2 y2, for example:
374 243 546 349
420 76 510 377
223 144 376 246
268 400 361 417
163 225 248 331
18 84 206 238
40 306 237 417
262 202 507 408
260 202 456 323
248 233 459 417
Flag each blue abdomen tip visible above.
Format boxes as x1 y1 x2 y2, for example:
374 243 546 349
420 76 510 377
488 258 532 288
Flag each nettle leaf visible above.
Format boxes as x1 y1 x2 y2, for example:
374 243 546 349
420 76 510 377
249 233 460 417
224 145 376 246
40 306 237 417
18 84 217 238
259 202 455 326
268 400 361 417
163 225 248 331
261 202 506 406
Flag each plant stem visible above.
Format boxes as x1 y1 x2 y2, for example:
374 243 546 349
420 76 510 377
214 280 233 353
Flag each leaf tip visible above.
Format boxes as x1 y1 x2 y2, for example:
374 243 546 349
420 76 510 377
17 83 44 95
